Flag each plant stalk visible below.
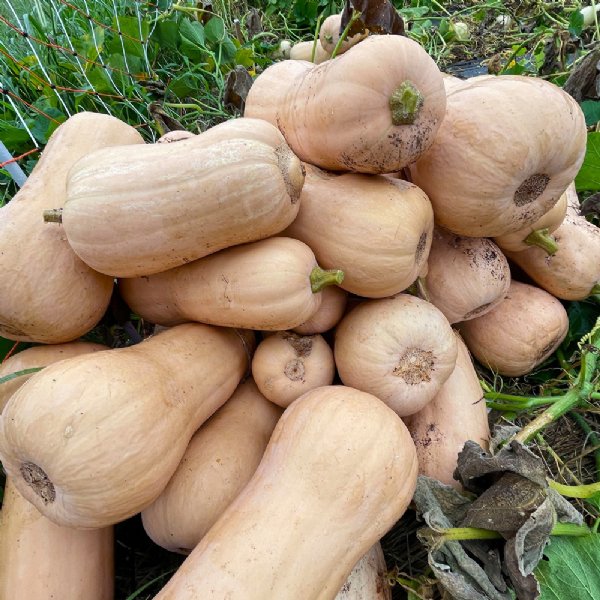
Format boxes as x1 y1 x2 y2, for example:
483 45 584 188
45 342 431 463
43 208 63 223
330 9 361 59
548 478 600 499
524 228 559 255
310 267 344 293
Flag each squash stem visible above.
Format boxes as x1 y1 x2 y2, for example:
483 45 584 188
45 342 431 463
310 267 344 293
389 81 424 125
524 228 558 255
43 208 63 224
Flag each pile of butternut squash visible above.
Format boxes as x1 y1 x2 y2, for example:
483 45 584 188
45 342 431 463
0 29 593 600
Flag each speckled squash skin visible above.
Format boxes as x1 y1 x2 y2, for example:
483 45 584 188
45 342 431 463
62 118 305 277
404 332 490 490
411 76 586 237
0 112 144 343
0 478 114 599
458 281 569 376
293 285 348 334
245 35 446 173
153 385 417 600
0 341 107 412
0 324 251 529
425 228 510 324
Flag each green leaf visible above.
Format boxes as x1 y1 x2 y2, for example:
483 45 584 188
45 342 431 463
576 132 600 192
235 47 255 68
535 535 600 600
569 10 585 37
219 38 238 64
179 18 205 61
204 16 226 45
167 73 200 98
29 104 66 145
581 100 600 127
564 302 600 348
153 20 179 50
107 15 149 58
0 121 32 149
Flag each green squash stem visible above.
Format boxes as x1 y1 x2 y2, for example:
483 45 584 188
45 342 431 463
389 81 424 125
310 267 344 293
524 228 558 255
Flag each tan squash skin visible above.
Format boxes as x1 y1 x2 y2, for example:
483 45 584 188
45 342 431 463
0 478 114 599
425 228 510 324
404 333 490 490
294 285 348 334
0 112 143 343
141 379 282 553
457 281 568 377
0 323 250 528
505 213 600 300
0 341 107 412
153 385 418 600
334 295 457 417
252 332 336 407
245 35 446 173
284 167 434 298
411 75 586 237
494 189 568 252
335 543 391 600
61 118 305 277
319 14 367 55
565 181 580 214
290 40 331 63
119 237 338 330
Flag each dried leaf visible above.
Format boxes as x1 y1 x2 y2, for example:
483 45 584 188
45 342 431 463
580 192 600 217
246 7 262 39
505 537 541 600
455 440 548 493
222 66 253 112
340 0 404 38
563 47 600 102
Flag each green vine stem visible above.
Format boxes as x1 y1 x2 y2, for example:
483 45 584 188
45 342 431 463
311 13 324 63
310 267 344 293
524 228 559 255
548 479 600 498
420 522 592 544
512 318 600 444
330 9 362 59
42 208 63 223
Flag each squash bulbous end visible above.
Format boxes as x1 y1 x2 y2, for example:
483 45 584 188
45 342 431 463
310 267 345 293
389 80 424 126
20 461 56 504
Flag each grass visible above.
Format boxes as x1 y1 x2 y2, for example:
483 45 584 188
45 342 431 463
2 1 600 598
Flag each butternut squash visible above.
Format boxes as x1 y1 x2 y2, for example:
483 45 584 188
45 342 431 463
0 323 251 528
245 35 446 173
336 543 390 600
284 167 433 298
425 228 510 324
505 214 600 300
141 379 281 553
290 40 331 63
0 341 107 412
319 14 366 55
334 295 457 417
404 332 490 489
0 112 143 343
252 332 335 407
411 75 586 237
52 118 305 277
494 189 568 254
153 385 418 600
293 285 348 334
0 478 113 599
119 237 344 331
457 281 568 377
